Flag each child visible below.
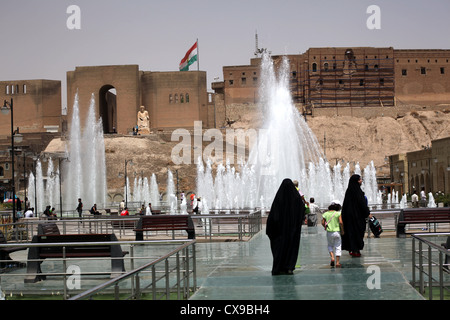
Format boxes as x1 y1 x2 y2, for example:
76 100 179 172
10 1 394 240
322 200 344 267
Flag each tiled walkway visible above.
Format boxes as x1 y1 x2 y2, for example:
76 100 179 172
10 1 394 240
191 226 424 300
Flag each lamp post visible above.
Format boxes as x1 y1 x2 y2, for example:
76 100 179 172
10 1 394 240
124 159 133 208
1 98 22 223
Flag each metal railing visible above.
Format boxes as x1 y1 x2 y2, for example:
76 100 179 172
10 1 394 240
0 210 263 242
69 240 197 300
411 233 450 300
0 239 196 300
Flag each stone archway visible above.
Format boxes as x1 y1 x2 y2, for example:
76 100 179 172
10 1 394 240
99 85 117 133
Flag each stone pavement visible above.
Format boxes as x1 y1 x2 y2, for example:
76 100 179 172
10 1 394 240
191 226 424 300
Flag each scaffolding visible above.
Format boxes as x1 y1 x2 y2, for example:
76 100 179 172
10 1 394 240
289 53 395 108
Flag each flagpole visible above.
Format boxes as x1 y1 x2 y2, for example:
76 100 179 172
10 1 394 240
196 38 199 71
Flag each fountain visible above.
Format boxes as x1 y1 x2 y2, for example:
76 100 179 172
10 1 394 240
428 192 437 208
196 54 380 210
28 93 107 214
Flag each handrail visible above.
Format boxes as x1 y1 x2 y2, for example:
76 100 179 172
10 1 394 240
0 239 197 300
411 232 450 300
69 239 196 300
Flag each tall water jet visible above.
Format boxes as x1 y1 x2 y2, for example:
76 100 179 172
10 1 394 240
150 174 160 207
196 53 380 209
167 170 177 214
62 93 107 211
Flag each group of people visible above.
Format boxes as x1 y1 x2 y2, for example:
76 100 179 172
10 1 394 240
119 200 153 216
267 174 371 275
411 187 428 208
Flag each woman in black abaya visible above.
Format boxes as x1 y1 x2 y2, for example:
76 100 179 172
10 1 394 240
341 174 371 257
266 179 305 275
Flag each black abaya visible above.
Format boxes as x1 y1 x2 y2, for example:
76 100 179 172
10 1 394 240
341 174 370 253
266 179 305 275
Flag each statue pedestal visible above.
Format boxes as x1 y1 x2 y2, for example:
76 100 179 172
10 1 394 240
138 128 150 135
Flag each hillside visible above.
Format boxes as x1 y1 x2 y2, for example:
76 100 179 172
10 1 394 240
44 108 450 197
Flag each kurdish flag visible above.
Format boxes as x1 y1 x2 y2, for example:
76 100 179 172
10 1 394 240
179 41 198 71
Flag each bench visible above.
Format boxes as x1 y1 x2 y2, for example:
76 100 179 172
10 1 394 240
25 233 128 283
111 217 138 230
441 236 450 271
396 207 450 238
0 230 27 268
134 215 195 240
37 223 60 235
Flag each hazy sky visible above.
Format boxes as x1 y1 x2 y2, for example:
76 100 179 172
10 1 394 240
1 0 450 108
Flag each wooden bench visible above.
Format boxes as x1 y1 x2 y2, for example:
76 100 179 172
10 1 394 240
25 233 128 283
111 217 138 230
441 236 450 271
37 223 60 235
0 230 27 268
134 215 195 240
396 207 450 238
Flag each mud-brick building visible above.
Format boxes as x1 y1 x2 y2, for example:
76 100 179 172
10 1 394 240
66 65 209 134
216 47 450 111
389 137 450 196
0 80 62 200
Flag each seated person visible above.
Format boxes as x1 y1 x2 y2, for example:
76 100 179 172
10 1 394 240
24 207 34 218
120 207 129 216
43 205 57 219
89 204 101 215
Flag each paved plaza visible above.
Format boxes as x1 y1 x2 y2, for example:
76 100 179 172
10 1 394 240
192 226 424 300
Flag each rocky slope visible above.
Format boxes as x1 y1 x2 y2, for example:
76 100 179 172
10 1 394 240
45 109 450 196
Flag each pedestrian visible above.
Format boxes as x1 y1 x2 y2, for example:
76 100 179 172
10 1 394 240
146 203 152 215
293 180 308 225
76 198 83 218
119 199 125 211
420 187 427 207
322 200 343 267
308 197 321 226
266 179 305 275
341 174 371 257
411 190 419 208
139 204 145 215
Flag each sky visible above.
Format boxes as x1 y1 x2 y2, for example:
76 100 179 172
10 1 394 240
1 0 450 109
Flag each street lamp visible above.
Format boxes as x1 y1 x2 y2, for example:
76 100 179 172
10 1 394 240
1 98 22 223
122 159 133 208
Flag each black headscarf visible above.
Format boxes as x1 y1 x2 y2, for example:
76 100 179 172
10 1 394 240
266 178 305 275
341 174 370 252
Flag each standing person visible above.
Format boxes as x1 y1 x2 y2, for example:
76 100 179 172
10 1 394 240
411 190 419 208
266 179 305 275
322 200 343 267
76 198 83 218
420 187 427 207
308 197 321 226
119 199 125 212
146 203 152 215
341 174 371 257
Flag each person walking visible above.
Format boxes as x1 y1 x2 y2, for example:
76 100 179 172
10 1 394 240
341 174 371 257
76 198 83 218
308 197 322 226
266 179 305 275
322 200 343 267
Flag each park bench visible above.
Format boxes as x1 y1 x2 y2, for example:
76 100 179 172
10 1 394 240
134 215 195 240
25 233 128 283
396 207 450 238
111 217 138 230
441 236 450 271
0 230 27 268
37 223 60 235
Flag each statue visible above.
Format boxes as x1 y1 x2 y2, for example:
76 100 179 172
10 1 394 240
137 105 150 134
